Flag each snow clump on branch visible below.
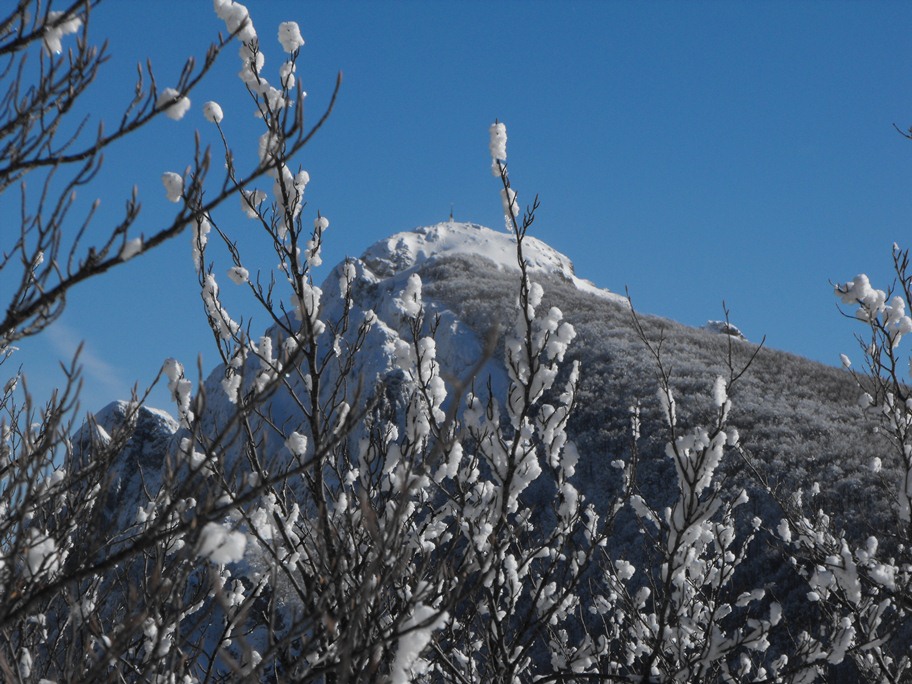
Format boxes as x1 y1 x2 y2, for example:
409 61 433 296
202 101 224 123
196 522 246 564
156 88 191 121
241 189 267 218
489 121 507 162
163 358 193 427
836 274 887 320
278 21 305 53
389 604 449 684
120 237 143 261
836 273 912 347
215 0 257 43
43 10 82 55
227 266 249 284
396 273 423 319
26 529 66 578
501 187 519 218
162 172 183 202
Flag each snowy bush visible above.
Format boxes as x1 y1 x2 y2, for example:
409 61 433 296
1 1 911 682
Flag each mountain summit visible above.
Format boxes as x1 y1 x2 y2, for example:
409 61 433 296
359 221 627 304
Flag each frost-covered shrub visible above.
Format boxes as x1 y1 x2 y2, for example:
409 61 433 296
3 2 912 682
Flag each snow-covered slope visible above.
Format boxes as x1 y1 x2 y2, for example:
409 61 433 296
199 222 625 450
361 221 627 305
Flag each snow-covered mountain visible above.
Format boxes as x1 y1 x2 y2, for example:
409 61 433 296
91 220 884 532
197 222 627 454
82 220 894 681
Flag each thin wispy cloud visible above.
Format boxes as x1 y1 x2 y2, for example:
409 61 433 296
44 322 129 409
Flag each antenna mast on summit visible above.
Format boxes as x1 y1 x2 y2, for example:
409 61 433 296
449 204 454 222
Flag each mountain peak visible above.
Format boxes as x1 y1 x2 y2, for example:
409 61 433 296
359 221 625 304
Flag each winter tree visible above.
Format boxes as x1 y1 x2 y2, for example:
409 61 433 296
1 1 911 682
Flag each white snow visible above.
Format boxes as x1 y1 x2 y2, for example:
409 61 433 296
500 187 519 218
836 273 885 312
389 604 448 684
120 237 143 261
712 376 728 409
162 358 183 383
703 320 747 340
203 101 224 123
197 521 246 564
489 122 507 161
18 649 31 679
278 21 305 52
213 0 234 21
360 222 627 305
241 189 267 218
285 431 308 456
279 60 296 89
162 172 183 202
26 529 65 578
43 11 82 55
227 266 249 284
192 216 211 271
240 45 266 86
156 88 191 121
396 273 423 318
220 2 256 43
143 405 180 430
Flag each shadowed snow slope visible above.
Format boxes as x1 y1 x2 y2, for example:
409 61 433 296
78 401 179 532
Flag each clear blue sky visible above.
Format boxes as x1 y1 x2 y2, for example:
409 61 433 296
9 1 912 413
